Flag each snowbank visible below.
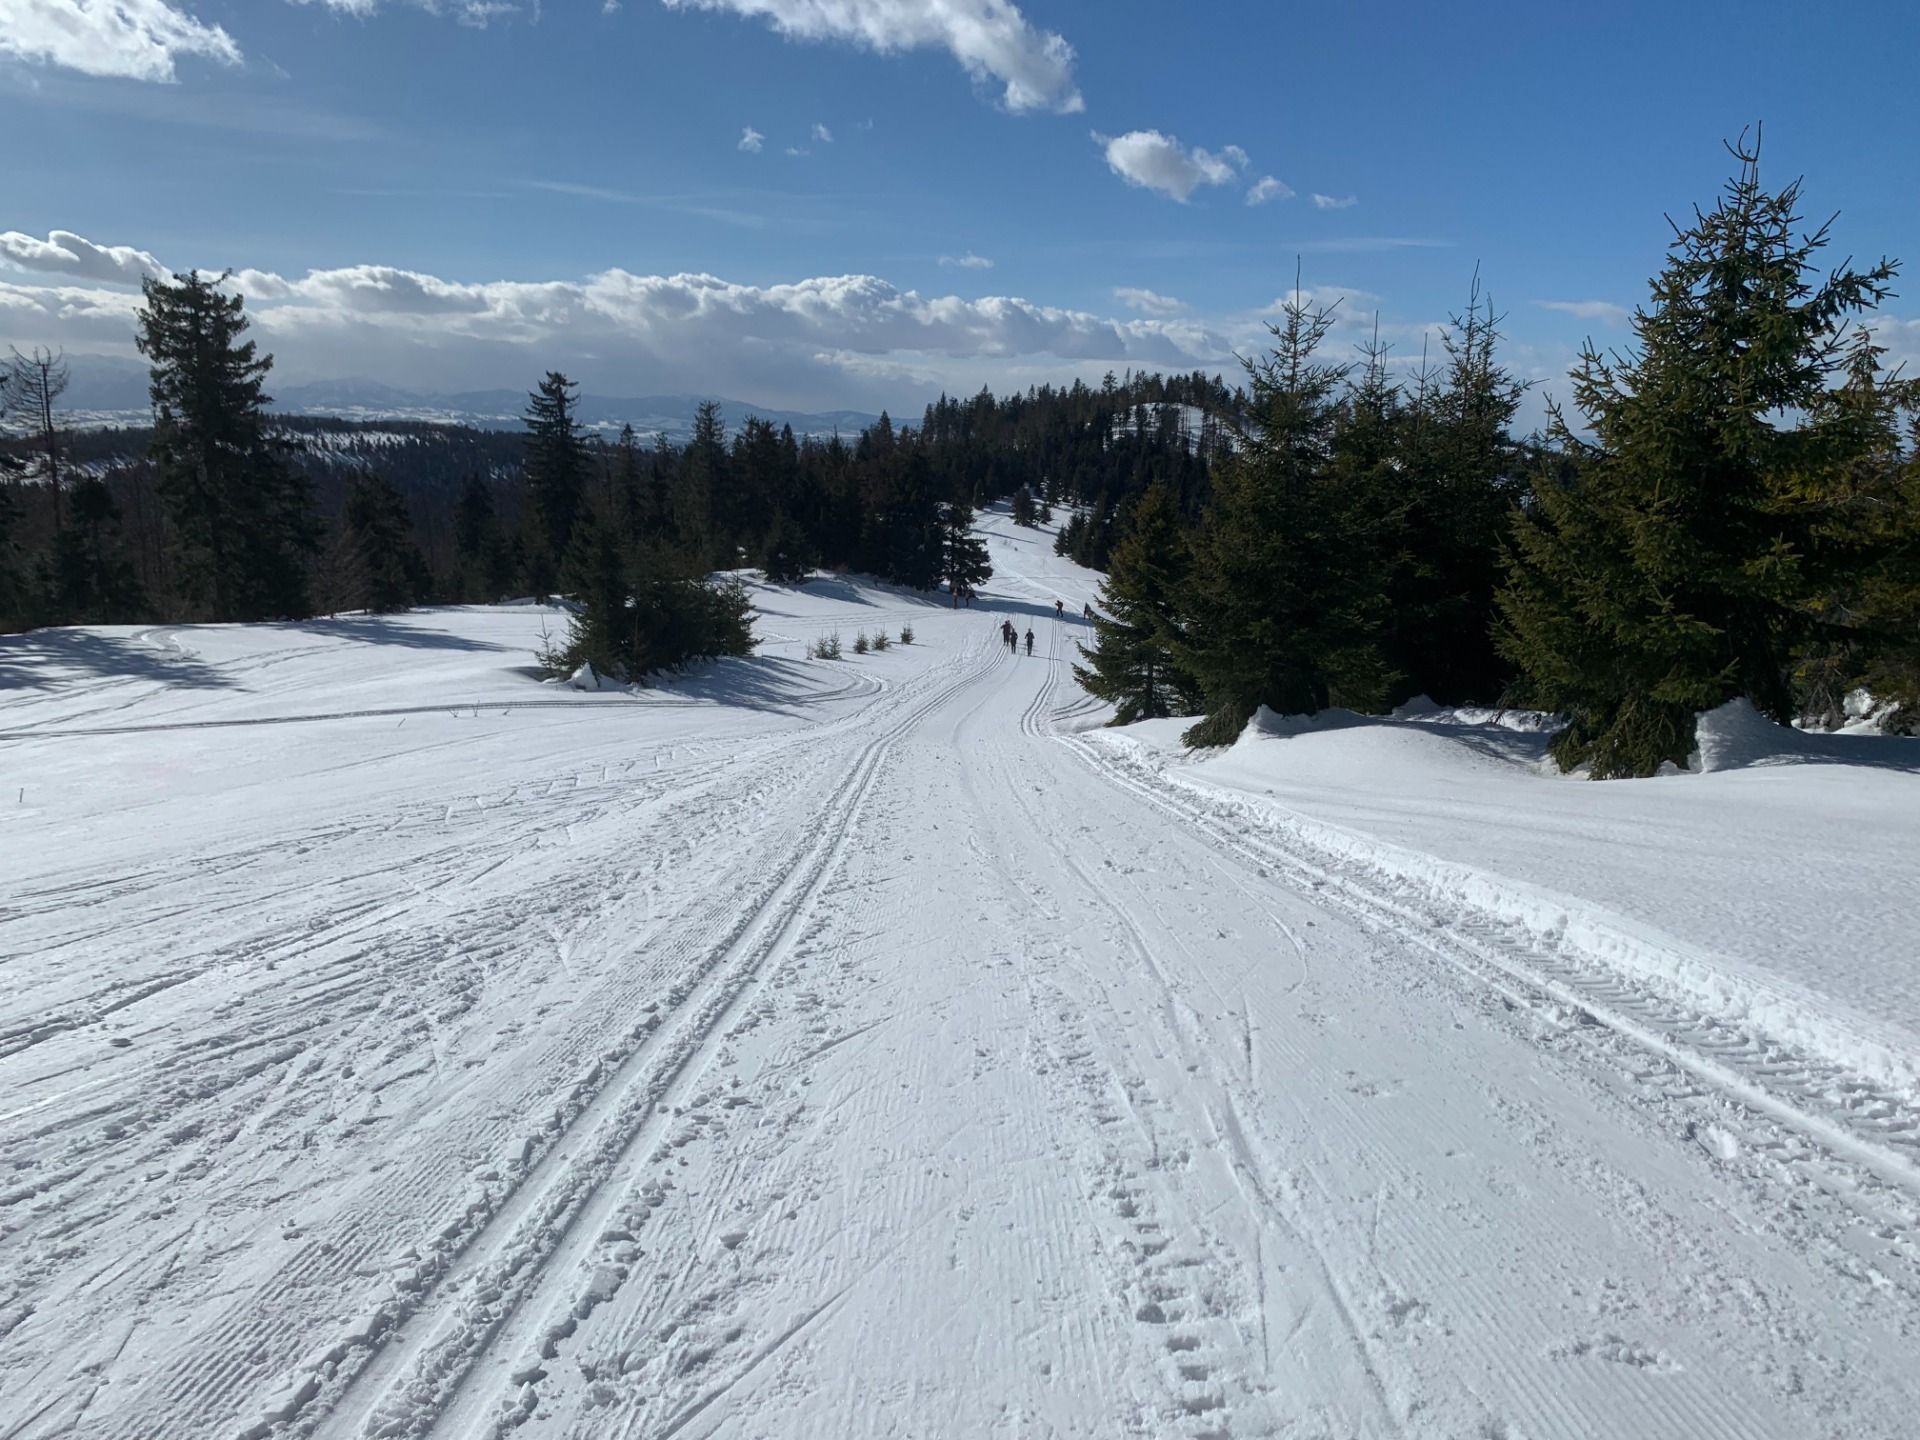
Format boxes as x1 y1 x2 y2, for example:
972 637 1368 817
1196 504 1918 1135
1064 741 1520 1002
1091 697 1920 1085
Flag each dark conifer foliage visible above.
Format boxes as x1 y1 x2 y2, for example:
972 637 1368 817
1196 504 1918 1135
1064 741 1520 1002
521 372 591 595
1498 139 1911 775
137 270 317 621
331 471 430 613
1383 279 1529 705
939 499 992 599
45 476 145 621
1176 293 1393 746
1074 481 1200 722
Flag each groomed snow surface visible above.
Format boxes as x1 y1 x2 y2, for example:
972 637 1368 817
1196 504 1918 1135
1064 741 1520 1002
3 506 1917 1439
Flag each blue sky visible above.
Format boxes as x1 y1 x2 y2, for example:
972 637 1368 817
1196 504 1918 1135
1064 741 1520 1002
3 0 1918 423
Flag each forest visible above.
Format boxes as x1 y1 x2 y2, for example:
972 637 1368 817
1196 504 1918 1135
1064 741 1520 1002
3 146 1916 775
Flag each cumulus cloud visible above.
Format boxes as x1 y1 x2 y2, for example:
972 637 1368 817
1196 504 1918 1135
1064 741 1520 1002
1095 129 1247 203
738 125 764 152
1310 193 1358 210
1113 286 1184 316
1 229 167 285
660 0 1082 114
0 227 1234 407
811 121 832 143
1536 298 1629 326
938 252 994 270
1244 175 1291 207
0 0 241 81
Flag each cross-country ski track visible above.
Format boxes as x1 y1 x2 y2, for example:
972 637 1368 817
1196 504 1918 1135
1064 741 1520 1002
3 508 1917 1439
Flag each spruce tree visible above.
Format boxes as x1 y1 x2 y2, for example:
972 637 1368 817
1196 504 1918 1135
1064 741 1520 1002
1177 291 1392 746
137 271 316 621
47 475 145 621
1385 280 1526 704
938 499 992 599
523 372 589 576
1498 139 1907 776
1073 481 1200 722
557 521 631 678
677 401 726 567
760 509 814 583
340 472 429 612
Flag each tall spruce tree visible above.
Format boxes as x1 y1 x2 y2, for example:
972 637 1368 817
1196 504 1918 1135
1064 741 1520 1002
1176 290 1392 746
1074 481 1200 722
938 499 992 600
522 372 589 590
677 401 726 566
1498 139 1907 776
1386 279 1527 704
137 270 316 620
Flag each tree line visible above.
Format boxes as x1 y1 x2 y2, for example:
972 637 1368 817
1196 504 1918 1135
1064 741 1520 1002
1077 141 1920 774
1 280 1222 680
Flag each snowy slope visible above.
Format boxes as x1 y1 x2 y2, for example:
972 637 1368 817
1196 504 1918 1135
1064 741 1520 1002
2 506 1917 1439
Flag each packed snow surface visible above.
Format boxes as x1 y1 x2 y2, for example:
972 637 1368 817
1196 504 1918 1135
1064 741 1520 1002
3 507 1918 1439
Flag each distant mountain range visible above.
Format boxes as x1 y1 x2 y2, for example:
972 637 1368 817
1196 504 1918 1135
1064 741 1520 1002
53 355 881 442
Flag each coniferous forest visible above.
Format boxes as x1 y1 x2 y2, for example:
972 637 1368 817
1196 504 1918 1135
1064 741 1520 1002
4 145 1917 774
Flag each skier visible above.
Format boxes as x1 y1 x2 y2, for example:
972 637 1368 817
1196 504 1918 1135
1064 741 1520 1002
1082 602 1093 621
1054 598 1064 619
1024 628 1035 656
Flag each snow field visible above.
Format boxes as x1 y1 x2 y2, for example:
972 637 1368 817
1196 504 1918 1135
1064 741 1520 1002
1 505 1917 1438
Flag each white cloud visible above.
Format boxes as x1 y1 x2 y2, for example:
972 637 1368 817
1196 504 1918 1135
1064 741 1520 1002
1244 175 1291 207
1310 193 1358 210
784 145 808 156
0 0 241 81
1094 129 1247 203
0 228 1235 408
811 121 832 143
1 229 167 285
738 125 764 152
660 0 1082 114
938 252 994 270
287 0 525 23
1536 299 1629 326
1113 286 1184 316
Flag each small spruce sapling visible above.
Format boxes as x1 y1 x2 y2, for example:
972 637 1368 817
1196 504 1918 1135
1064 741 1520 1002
899 624 914 645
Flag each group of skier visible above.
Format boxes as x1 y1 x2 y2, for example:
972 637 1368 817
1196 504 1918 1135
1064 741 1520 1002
999 619 1034 656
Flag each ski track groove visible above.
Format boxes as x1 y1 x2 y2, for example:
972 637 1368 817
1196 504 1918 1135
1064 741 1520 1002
287 638 999 1440
1061 729 1920 1296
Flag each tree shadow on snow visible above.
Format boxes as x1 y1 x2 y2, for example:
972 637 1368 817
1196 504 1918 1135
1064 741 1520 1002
0 628 234 693
666 656 869 717
295 615 511 653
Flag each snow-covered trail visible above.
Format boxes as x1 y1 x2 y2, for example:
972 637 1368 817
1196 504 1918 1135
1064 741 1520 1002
4 529 1918 1438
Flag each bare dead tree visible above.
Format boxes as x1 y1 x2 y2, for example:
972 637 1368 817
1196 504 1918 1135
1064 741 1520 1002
6 347 71 531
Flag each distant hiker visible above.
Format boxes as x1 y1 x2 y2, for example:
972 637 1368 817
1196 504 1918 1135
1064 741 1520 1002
1082 603 1093 621
1024 628 1035 656
1054 598 1064 619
